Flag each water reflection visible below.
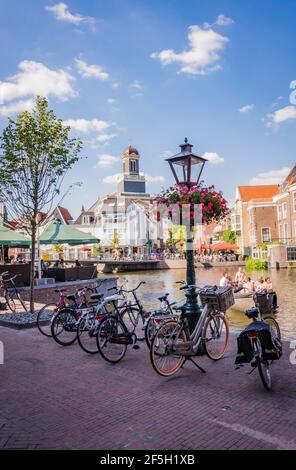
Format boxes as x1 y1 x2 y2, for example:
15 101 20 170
112 267 296 339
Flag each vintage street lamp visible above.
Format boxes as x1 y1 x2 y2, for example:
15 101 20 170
165 138 207 332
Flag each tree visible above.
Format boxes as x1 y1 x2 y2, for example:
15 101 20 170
222 228 236 245
111 229 120 250
0 96 82 312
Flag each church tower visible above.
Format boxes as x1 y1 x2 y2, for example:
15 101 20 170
117 145 149 196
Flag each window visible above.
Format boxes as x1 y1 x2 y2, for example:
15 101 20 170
287 247 296 261
82 216 89 224
279 224 283 240
282 202 287 219
293 192 296 212
262 227 271 242
277 205 282 220
284 223 288 240
129 160 137 173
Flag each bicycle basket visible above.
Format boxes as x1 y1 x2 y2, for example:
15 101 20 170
199 285 235 312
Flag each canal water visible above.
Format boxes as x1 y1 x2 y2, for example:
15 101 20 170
113 267 296 339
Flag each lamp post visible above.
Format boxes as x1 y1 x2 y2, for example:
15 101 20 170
165 138 207 333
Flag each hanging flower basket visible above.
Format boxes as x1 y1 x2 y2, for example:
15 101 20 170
155 182 229 226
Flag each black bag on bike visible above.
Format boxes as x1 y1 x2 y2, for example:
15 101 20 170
258 328 282 361
254 291 274 313
235 329 254 365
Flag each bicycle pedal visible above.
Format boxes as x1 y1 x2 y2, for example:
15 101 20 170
132 345 140 350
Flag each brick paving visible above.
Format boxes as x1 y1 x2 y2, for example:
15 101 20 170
0 326 295 450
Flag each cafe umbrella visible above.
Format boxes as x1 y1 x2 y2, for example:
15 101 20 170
39 220 100 245
0 224 30 263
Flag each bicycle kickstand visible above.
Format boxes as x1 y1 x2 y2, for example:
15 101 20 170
186 357 206 374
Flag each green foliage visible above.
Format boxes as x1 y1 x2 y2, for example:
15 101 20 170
91 244 102 257
245 257 268 271
111 229 120 249
0 96 82 311
166 226 186 250
53 244 64 254
222 228 236 244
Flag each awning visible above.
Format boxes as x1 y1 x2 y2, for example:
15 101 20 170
210 242 239 251
40 220 100 245
0 225 30 247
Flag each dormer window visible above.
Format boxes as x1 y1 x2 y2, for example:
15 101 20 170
130 159 137 173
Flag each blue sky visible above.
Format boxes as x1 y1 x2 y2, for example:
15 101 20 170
0 0 296 218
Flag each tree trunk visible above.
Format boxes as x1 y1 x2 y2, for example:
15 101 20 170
30 224 36 313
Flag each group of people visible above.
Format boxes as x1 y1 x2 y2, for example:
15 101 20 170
195 252 240 263
220 267 274 294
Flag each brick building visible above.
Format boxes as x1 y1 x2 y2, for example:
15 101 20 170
231 185 279 255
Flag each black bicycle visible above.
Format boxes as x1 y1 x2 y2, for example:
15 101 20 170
0 272 28 312
235 294 282 391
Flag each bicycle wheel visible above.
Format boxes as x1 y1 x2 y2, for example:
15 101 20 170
120 307 145 341
202 313 229 361
37 303 58 337
150 320 187 377
145 317 158 349
51 308 78 346
5 293 16 313
257 357 272 391
77 312 99 354
264 316 281 341
96 317 127 363
16 293 28 312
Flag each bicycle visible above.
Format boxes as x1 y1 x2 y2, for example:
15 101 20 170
235 294 282 391
37 281 103 337
0 272 28 312
95 284 147 363
50 286 97 346
144 292 179 348
76 286 128 355
149 284 233 377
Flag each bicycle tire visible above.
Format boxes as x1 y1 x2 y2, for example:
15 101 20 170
5 293 16 313
257 357 272 391
264 316 281 341
202 313 229 361
16 293 28 312
77 313 99 355
120 307 145 341
150 320 187 377
51 308 78 346
37 303 58 337
96 316 127 363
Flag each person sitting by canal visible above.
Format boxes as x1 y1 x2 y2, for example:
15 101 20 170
75 259 81 267
220 272 232 287
255 277 266 293
235 267 247 286
243 277 255 293
264 277 273 291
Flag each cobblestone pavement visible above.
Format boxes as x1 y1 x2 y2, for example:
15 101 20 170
0 326 295 450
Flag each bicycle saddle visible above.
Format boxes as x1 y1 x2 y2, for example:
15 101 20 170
245 307 259 319
55 288 66 293
66 294 76 302
90 293 103 300
158 293 169 302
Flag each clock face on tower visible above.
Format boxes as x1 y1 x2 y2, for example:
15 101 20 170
117 145 148 196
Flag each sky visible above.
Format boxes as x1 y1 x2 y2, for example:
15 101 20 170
0 0 296 218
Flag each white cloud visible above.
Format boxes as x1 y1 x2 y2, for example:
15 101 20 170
249 167 291 185
112 82 119 89
202 152 224 164
131 80 142 90
107 98 116 104
75 58 108 80
151 23 228 75
161 150 173 159
0 98 35 116
63 118 112 133
239 104 254 113
96 133 117 142
97 154 120 168
103 173 122 184
45 2 95 27
265 105 296 127
0 60 77 104
215 14 234 26
145 174 166 183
